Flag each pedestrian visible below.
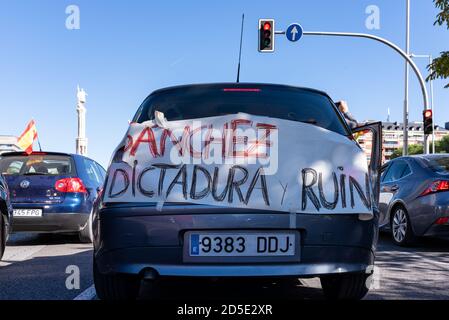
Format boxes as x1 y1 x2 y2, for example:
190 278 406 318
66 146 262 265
336 100 358 129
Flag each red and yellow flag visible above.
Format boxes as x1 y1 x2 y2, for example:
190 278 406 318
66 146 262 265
17 120 38 155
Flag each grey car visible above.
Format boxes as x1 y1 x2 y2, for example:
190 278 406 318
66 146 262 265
379 154 449 246
93 83 382 300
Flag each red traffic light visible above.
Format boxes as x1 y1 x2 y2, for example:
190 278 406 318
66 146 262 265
259 19 275 52
423 109 434 135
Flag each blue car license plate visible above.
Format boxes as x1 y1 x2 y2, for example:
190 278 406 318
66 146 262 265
188 232 297 257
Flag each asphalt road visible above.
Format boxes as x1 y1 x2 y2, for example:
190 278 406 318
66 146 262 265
1 232 449 300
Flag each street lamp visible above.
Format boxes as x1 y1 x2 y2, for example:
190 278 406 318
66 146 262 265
404 0 410 156
269 16 430 155
410 54 435 153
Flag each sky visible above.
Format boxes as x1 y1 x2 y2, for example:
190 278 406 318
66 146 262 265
0 0 448 167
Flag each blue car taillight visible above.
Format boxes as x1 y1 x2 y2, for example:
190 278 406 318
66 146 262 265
55 178 87 193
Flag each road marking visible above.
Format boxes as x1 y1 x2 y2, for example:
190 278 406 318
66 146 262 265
74 284 97 300
0 245 46 267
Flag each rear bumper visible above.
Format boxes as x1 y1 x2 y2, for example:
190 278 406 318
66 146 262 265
422 224 449 237
407 194 449 236
94 204 378 278
95 246 374 277
12 212 89 233
10 196 91 233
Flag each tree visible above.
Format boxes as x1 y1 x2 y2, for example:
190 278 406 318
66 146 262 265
390 144 424 160
437 135 449 152
389 136 449 160
428 0 449 88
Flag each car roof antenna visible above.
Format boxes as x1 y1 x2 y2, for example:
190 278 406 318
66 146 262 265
236 14 245 83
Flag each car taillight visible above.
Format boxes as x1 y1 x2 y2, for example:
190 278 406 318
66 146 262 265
420 180 449 197
55 178 87 193
435 217 449 225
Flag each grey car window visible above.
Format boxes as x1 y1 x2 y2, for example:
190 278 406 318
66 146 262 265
401 163 411 177
380 164 390 181
383 161 410 183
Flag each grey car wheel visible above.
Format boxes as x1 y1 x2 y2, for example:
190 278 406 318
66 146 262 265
391 207 414 246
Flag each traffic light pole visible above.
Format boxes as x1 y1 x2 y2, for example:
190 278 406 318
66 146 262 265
404 0 410 156
412 54 435 154
278 30 430 154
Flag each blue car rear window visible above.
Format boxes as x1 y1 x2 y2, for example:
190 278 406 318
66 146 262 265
0 155 75 176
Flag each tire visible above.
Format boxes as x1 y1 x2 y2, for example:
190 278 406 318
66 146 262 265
390 206 415 246
93 258 141 300
0 213 5 260
320 273 370 300
78 213 93 243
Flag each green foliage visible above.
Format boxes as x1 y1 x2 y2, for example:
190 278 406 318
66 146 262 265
437 135 449 152
434 0 449 28
390 135 449 160
390 145 424 160
428 0 449 88
427 52 449 88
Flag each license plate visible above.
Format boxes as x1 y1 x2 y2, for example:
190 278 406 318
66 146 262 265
187 232 297 258
13 209 43 217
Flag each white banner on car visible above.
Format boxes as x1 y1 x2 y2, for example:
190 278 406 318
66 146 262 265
104 113 373 216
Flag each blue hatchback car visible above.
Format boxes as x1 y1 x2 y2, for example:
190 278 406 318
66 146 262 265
0 152 106 242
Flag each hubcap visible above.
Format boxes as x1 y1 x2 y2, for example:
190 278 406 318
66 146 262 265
392 209 407 243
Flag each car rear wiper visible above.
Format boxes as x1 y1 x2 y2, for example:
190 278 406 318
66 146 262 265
23 172 47 176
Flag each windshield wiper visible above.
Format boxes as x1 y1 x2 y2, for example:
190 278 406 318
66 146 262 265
23 172 47 176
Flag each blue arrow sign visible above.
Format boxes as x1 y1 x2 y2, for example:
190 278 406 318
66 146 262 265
286 23 303 42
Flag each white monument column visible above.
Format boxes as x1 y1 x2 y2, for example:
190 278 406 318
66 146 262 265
76 85 88 156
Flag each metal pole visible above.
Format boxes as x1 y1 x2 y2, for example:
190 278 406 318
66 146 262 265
302 31 429 112
404 0 410 155
411 54 435 153
430 55 435 153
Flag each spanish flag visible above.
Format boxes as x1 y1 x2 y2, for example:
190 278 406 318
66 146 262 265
17 120 38 155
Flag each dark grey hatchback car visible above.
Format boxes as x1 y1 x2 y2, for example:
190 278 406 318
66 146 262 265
93 83 382 300
379 154 449 246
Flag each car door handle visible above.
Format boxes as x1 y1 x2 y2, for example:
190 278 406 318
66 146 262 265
390 185 399 191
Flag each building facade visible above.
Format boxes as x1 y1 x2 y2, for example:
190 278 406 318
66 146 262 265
0 135 22 154
357 121 449 163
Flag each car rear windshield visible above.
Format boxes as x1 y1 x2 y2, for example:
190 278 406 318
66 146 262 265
132 86 349 135
424 156 449 174
0 155 75 176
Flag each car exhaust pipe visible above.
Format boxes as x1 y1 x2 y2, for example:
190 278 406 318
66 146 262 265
142 268 159 281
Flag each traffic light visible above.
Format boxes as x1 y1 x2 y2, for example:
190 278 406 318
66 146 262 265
259 19 275 52
423 109 433 135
